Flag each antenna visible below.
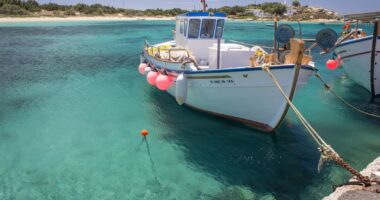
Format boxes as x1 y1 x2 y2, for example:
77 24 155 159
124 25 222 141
200 0 207 12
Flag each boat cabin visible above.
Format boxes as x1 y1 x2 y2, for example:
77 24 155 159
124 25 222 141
175 12 226 63
173 12 261 69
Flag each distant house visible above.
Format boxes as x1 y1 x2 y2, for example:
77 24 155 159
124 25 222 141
245 9 272 18
284 7 297 17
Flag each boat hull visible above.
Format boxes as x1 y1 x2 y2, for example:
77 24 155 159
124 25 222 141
167 67 314 132
142 53 315 132
335 36 380 97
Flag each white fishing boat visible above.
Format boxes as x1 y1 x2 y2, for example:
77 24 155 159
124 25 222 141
137 2 331 132
334 12 380 100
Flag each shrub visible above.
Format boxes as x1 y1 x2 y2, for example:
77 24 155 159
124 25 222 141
73 3 88 12
292 0 300 7
41 3 61 11
0 4 28 15
84 4 104 15
22 0 40 12
0 0 22 6
261 2 287 16
64 8 76 16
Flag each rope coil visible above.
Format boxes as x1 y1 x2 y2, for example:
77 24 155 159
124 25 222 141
263 65 371 187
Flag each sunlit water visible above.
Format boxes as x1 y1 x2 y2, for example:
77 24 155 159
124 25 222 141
0 20 379 200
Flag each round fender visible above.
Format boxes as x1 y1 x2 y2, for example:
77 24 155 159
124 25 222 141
175 73 188 105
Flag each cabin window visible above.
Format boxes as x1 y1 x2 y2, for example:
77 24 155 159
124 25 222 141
180 20 184 34
215 19 225 38
200 19 216 39
188 19 201 38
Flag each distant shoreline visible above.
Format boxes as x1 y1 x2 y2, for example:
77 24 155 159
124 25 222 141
0 16 176 22
0 16 342 23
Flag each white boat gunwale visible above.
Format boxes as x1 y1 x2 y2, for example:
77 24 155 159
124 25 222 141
337 35 380 48
142 50 316 75
338 50 380 60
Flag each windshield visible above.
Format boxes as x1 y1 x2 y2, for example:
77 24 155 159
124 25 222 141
188 19 201 39
200 19 216 39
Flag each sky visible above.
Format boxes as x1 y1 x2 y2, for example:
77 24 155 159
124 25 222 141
37 0 380 15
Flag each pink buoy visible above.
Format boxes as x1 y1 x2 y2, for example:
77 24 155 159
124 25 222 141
147 71 159 85
326 59 338 70
138 63 148 75
156 74 173 91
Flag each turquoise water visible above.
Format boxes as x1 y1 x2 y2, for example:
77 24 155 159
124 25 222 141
0 20 379 200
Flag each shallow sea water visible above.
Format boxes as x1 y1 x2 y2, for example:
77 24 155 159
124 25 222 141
0 20 379 200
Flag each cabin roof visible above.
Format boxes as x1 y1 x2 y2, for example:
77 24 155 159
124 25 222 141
179 12 226 18
345 11 380 22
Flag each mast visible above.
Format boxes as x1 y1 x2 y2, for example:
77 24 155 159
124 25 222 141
200 0 207 12
370 20 379 101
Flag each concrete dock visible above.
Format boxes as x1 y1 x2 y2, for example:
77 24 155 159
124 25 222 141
323 156 380 200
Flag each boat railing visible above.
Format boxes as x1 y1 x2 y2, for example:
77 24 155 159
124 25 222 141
144 40 151 49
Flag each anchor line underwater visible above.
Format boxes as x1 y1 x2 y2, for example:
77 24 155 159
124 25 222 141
263 65 372 187
314 72 380 119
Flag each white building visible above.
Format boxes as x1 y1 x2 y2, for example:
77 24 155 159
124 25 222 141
284 7 297 17
245 9 272 18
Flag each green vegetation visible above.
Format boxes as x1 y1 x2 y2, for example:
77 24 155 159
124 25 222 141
0 0 337 20
0 0 187 17
208 3 287 19
0 3 28 15
261 2 287 16
292 0 301 8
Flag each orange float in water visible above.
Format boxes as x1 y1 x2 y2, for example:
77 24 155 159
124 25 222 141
138 63 148 75
147 71 159 85
141 129 149 137
326 59 338 70
156 74 173 91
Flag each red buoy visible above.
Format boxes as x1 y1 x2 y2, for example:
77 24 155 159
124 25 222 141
141 129 149 137
326 59 338 70
156 74 173 91
147 71 159 85
138 63 148 75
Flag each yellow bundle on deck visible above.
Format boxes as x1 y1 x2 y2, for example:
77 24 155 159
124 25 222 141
159 44 172 51
147 45 173 57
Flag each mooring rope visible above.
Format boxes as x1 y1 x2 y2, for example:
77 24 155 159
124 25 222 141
315 72 380 119
263 65 371 186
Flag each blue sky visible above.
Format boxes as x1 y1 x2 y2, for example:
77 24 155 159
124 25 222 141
37 0 380 14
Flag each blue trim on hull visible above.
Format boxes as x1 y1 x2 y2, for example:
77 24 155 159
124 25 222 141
183 65 315 74
337 35 380 48
142 52 316 74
